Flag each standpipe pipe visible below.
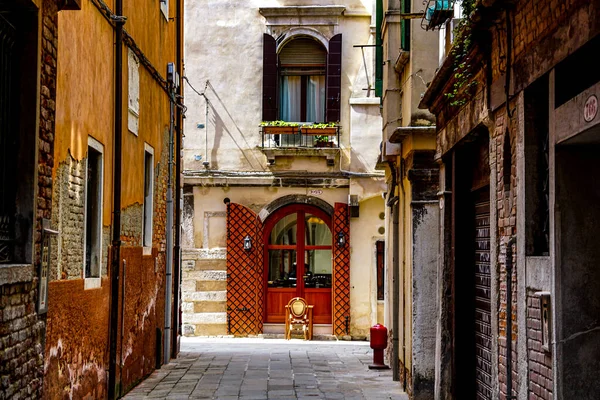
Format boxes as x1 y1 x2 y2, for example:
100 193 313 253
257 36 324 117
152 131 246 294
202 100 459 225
386 160 400 382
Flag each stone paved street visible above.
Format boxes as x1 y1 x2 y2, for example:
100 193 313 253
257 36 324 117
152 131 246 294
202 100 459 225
124 337 408 400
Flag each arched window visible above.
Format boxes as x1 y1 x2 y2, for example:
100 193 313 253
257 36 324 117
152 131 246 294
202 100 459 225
263 33 342 123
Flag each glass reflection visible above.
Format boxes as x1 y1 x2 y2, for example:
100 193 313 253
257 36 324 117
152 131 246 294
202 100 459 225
303 249 332 288
267 249 297 287
269 214 297 245
305 214 331 245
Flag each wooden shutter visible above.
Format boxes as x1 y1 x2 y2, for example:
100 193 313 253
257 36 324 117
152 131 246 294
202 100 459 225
326 34 342 123
262 33 278 121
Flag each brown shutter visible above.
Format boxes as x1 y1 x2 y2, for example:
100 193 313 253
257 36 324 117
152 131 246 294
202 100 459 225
326 34 342 123
262 33 278 121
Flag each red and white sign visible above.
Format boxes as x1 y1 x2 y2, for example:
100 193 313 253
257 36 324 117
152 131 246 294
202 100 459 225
584 95 598 122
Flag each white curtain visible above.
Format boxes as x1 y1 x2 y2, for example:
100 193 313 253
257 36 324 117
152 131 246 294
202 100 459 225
280 76 301 122
306 75 325 123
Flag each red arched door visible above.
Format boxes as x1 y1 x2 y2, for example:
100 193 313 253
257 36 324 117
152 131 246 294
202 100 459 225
263 204 332 324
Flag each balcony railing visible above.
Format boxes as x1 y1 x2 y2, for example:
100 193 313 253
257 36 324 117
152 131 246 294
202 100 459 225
421 0 454 30
260 124 340 149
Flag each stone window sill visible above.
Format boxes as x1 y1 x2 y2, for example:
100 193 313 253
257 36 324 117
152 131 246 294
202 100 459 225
84 277 102 290
0 264 34 285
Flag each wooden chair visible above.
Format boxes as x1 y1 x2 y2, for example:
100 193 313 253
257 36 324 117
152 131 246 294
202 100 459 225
284 297 314 340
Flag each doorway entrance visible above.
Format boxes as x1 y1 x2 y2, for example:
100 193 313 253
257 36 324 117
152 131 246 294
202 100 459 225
263 204 333 324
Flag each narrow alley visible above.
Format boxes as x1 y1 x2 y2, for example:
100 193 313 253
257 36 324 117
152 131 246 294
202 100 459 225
123 338 408 400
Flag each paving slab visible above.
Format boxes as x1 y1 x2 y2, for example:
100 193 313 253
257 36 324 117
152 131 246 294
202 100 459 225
124 337 408 400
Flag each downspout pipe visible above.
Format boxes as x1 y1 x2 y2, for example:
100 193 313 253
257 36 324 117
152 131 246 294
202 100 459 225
386 160 400 383
398 156 407 390
505 236 516 400
164 78 175 364
108 0 124 397
172 0 183 360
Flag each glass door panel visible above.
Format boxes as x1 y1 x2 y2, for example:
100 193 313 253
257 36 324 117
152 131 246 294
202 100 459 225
305 214 331 245
268 249 297 288
304 249 332 288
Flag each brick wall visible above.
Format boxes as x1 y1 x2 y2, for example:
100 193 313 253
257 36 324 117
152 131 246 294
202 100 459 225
526 292 553 400
0 1 59 399
492 105 520 400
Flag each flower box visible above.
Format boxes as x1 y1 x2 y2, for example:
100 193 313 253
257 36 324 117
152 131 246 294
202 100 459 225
314 141 334 148
263 125 298 135
300 127 337 135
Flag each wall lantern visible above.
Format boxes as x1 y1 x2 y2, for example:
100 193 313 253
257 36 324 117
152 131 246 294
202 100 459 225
243 235 252 251
336 231 346 247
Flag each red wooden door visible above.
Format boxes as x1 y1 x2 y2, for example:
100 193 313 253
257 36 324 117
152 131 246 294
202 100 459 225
263 205 332 324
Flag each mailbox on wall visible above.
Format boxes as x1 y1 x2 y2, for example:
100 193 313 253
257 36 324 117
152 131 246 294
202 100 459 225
536 291 552 353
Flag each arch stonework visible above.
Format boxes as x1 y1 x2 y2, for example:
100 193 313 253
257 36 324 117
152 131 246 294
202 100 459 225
258 195 334 223
274 28 330 52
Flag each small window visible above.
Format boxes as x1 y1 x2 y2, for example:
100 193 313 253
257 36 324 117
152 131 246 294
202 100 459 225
376 240 385 300
160 0 168 20
85 138 103 281
128 48 140 135
143 144 154 248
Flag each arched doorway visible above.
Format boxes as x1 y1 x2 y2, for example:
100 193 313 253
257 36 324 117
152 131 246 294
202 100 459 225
263 204 332 324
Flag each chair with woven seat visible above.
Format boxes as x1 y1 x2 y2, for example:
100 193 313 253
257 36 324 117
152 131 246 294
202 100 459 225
285 297 314 340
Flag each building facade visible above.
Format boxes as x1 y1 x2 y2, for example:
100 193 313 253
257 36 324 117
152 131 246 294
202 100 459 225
41 0 183 398
420 0 600 399
182 0 386 339
376 0 441 399
0 1 61 398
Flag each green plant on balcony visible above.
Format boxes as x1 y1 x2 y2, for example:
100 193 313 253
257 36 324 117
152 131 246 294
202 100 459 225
260 120 299 135
260 120 300 127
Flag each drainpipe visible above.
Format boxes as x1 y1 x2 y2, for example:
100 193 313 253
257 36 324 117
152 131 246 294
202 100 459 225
386 160 400 382
164 75 175 364
108 0 124 397
398 156 407 390
172 0 183 360
505 236 516 400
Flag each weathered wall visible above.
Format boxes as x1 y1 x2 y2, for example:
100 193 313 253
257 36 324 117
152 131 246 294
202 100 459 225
0 1 58 399
43 278 110 399
183 0 378 174
526 291 553 400
349 196 385 338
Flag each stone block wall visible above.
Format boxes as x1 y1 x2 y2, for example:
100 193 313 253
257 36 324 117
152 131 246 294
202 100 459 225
0 1 59 399
0 280 45 400
182 249 227 336
526 291 553 400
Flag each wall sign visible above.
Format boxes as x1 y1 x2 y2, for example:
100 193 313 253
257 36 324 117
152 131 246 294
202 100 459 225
584 95 598 122
309 189 323 196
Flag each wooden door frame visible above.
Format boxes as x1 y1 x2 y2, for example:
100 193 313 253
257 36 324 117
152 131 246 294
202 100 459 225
262 203 332 323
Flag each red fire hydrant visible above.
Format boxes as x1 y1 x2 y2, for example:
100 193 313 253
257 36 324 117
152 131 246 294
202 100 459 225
369 323 390 369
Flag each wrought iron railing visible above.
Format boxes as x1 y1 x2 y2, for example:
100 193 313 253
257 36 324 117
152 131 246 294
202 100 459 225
260 125 340 149
421 0 455 30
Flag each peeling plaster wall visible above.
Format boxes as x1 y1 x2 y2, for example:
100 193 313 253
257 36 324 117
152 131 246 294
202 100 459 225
43 278 110 400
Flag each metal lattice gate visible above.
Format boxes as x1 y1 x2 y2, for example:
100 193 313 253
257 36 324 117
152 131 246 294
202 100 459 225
332 203 350 336
474 188 492 400
226 203 264 335
0 13 16 263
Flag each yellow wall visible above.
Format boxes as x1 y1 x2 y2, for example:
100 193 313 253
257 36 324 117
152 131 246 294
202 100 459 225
56 0 179 222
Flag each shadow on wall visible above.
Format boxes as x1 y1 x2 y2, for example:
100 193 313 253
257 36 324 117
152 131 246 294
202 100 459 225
204 81 266 171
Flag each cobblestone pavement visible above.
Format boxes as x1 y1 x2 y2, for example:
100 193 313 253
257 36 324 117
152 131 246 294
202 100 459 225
124 337 408 400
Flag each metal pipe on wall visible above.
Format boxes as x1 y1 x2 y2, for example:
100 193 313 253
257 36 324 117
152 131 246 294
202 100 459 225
108 0 124 396
164 80 175 364
172 0 184 360
386 160 400 382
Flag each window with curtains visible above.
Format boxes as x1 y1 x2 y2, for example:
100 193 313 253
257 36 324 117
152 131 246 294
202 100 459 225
279 38 326 122
263 33 342 124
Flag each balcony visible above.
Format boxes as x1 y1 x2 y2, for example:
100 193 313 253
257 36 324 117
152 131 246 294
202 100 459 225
421 0 454 30
260 123 340 166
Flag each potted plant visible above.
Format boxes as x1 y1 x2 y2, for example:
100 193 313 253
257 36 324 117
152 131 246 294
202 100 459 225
260 120 299 135
313 135 334 148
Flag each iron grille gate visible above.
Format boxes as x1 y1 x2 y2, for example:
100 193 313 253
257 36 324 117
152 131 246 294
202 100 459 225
474 188 492 400
0 13 16 263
